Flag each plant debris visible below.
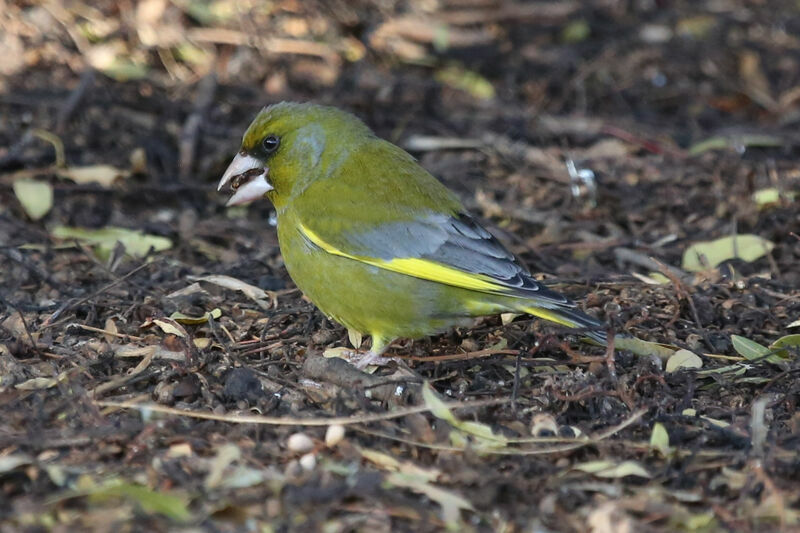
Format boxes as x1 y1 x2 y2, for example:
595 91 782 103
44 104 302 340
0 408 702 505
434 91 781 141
1 1 799 531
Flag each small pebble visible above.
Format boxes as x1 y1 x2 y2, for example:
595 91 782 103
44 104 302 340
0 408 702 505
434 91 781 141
287 432 314 453
299 453 316 471
325 424 346 448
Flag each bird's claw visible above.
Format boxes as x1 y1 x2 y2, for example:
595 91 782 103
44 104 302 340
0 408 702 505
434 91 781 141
338 349 397 370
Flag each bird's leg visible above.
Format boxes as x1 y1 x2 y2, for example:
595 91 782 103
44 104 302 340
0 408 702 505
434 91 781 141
352 349 393 369
346 335 398 369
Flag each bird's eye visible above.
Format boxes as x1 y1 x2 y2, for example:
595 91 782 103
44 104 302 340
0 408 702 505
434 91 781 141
262 135 280 153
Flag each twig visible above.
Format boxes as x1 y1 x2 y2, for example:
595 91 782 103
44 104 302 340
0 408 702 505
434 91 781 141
438 1 580 25
93 396 509 426
400 348 522 362
71 324 143 341
89 366 162 398
56 69 95 133
179 74 217 181
552 239 626 252
187 29 340 63
613 247 692 283
489 407 648 455
601 124 687 158
353 407 648 456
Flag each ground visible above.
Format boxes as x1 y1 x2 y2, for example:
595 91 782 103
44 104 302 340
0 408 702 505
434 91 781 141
1 1 799 531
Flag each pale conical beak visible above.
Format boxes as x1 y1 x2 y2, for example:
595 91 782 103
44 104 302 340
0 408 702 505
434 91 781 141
218 152 273 207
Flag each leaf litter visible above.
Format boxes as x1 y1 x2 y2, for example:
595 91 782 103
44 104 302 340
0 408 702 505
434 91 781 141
1 1 800 531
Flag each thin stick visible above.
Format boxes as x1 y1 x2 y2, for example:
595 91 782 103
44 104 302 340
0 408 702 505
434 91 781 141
94 397 508 427
57 69 95 132
179 74 217 181
354 408 648 456
398 348 521 363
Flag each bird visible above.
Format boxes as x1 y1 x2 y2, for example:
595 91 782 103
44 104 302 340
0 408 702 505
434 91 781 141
218 102 611 368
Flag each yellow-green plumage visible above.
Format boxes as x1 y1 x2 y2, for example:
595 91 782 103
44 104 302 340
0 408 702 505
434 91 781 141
220 102 608 363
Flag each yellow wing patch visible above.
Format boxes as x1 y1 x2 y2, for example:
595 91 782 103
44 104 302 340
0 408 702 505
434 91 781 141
299 223 514 295
519 306 578 329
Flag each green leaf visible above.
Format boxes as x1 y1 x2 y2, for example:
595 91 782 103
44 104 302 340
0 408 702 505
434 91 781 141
175 42 212 66
184 0 237 24
100 58 149 81
769 334 800 360
665 349 703 372
737 377 771 384
696 363 747 377
675 15 717 39
51 226 172 260
573 460 651 479
682 234 774 272
89 481 191 522
435 64 495 100
681 408 730 428
13 179 53 220
650 422 670 455
682 511 717 530
360 448 401 470
385 471 473 528
731 335 768 359
688 133 782 155
753 187 796 208
423 383 506 450
731 335 783 364
614 337 677 359
561 19 591 43
170 308 222 325
488 337 508 351
422 382 458 424
648 272 671 284
457 421 508 446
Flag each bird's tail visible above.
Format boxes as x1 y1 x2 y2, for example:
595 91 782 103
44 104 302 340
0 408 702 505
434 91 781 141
520 304 679 359
519 305 608 345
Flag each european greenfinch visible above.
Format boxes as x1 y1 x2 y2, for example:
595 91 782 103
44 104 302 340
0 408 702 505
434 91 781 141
219 102 610 367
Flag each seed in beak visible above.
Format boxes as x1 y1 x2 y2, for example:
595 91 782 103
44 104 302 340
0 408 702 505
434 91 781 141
230 168 265 190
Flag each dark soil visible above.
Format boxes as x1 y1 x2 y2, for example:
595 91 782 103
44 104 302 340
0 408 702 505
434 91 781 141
1 1 799 531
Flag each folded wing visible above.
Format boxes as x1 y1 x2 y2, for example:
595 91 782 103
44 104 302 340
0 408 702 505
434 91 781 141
299 211 574 307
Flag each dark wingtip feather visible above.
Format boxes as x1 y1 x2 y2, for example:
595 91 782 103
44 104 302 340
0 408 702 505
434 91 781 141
551 306 608 344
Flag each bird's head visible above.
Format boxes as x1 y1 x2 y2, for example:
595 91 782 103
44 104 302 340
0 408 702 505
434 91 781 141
218 102 371 209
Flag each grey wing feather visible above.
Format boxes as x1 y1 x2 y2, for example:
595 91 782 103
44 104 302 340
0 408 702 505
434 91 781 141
343 212 573 305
